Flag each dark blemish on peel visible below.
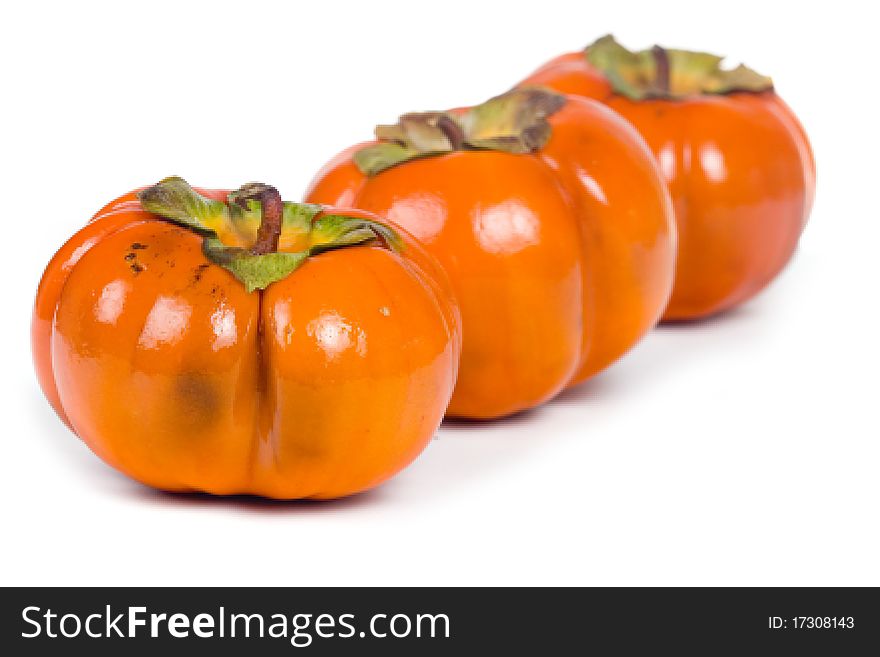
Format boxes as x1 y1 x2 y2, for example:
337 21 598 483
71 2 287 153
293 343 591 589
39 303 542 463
131 242 148 250
174 374 219 429
124 253 136 262
192 263 210 284
130 263 144 274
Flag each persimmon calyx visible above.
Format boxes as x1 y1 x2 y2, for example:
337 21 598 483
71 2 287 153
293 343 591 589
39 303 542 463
585 34 773 101
137 177 402 292
354 88 566 176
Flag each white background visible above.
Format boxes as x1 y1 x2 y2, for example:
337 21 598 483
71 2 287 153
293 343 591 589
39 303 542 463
2 1 877 586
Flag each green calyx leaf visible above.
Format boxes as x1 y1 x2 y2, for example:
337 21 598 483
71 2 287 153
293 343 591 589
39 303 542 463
202 239 309 293
353 88 567 176
377 112 465 151
458 88 566 152
137 176 229 236
585 34 773 100
354 112 464 176
310 214 405 254
138 177 403 292
281 202 323 232
353 142 423 177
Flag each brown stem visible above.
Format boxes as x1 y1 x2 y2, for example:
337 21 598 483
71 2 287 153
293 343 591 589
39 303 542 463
436 114 465 150
652 45 671 95
234 183 284 255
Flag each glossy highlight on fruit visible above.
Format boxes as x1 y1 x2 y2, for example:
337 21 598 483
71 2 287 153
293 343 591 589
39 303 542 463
520 35 816 320
32 178 461 499
306 88 676 419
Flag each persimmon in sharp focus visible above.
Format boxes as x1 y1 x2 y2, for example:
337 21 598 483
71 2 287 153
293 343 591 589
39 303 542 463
32 178 461 499
306 89 676 419
521 35 816 320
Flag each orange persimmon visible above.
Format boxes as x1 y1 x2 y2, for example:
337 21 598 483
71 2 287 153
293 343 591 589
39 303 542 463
32 177 460 499
520 35 816 320
306 89 676 419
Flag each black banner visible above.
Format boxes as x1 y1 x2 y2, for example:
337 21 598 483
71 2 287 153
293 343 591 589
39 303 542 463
1 587 877 654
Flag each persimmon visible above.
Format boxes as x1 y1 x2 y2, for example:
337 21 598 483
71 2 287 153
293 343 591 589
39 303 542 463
306 88 676 419
32 177 460 499
520 35 816 320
